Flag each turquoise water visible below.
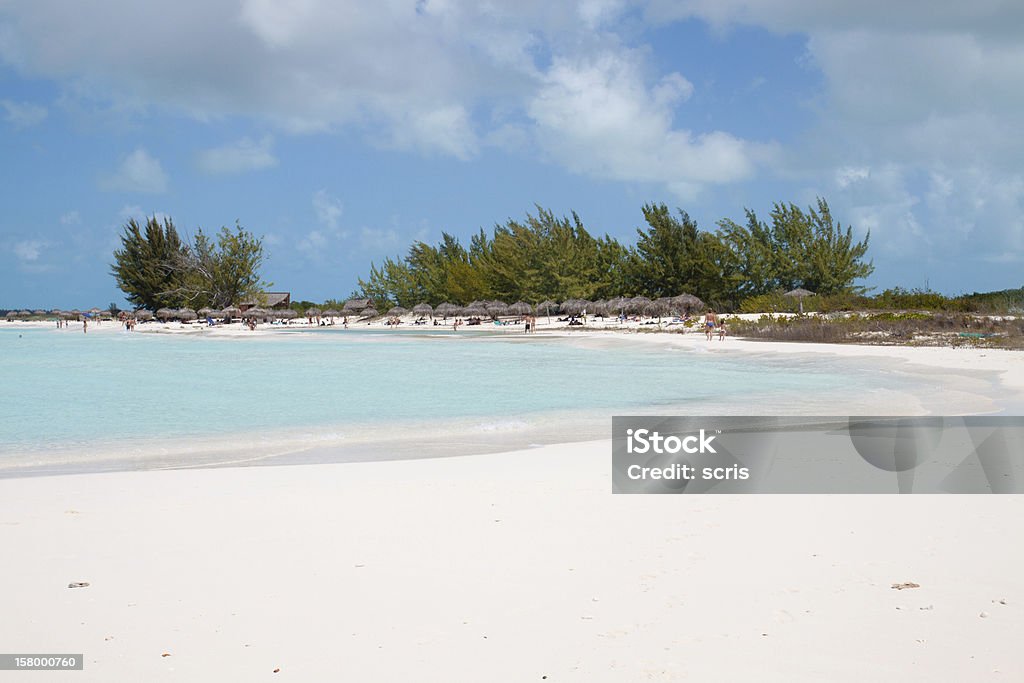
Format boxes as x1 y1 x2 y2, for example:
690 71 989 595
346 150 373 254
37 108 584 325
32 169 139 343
0 325 975 471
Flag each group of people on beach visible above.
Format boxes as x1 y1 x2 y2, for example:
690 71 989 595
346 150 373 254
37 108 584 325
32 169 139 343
704 310 727 341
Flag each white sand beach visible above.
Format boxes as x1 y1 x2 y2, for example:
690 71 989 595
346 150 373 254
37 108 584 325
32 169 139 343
2 318 1023 681
1 442 1022 681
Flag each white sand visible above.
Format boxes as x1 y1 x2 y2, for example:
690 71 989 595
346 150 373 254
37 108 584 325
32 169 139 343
3 318 1023 680
1 442 1022 681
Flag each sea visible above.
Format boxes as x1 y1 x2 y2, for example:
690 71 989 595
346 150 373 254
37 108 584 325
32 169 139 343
0 324 1005 476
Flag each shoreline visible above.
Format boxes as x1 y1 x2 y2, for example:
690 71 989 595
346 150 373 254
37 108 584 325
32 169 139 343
3 322 1023 680
3 320 1023 479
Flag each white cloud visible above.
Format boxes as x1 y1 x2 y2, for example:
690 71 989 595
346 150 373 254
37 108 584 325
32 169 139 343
1 99 47 127
383 104 478 160
13 239 46 262
528 50 772 197
101 148 168 193
835 166 869 188
312 190 342 230
197 136 277 174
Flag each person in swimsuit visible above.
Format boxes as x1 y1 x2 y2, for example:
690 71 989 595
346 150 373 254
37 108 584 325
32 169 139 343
704 309 717 340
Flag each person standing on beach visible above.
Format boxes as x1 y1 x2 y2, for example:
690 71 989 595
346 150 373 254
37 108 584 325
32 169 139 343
704 309 717 340
82 317 88 333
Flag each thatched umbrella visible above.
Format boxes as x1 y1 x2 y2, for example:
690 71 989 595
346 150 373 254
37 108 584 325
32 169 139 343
155 307 174 321
343 299 369 313
590 299 609 317
360 308 379 318
509 301 532 316
198 307 214 317
435 302 457 319
560 299 589 316
386 306 408 317
305 307 321 318
463 305 487 318
644 297 673 323
176 308 198 321
33 309 46 315
537 300 558 322
784 287 815 314
222 306 241 319
412 303 433 318
88 307 102 315
134 309 154 320
672 293 704 315
485 301 509 318
627 296 652 316
246 307 270 322
277 309 298 319
605 297 628 318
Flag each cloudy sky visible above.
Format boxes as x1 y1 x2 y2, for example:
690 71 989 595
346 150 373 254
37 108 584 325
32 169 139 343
1 0 1021 307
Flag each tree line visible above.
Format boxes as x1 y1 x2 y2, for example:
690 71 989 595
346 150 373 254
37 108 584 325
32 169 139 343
109 198 873 313
358 198 873 310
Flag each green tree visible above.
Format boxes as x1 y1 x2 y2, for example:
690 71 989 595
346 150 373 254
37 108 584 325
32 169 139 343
183 224 269 309
112 218 268 310
629 204 721 300
111 216 190 310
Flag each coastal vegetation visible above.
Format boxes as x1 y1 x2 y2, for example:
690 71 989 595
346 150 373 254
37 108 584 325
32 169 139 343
111 216 268 311
357 198 873 310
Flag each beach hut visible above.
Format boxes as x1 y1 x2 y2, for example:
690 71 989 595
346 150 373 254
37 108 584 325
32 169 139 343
784 288 815 314
343 298 373 314
412 303 433 318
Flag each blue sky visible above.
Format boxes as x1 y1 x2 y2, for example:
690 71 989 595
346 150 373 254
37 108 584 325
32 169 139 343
2 1 1022 308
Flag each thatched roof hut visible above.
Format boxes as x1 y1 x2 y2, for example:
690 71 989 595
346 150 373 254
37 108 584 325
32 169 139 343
155 307 173 321
343 298 372 312
134 309 154 320
412 303 433 317
360 308 379 318
386 306 408 317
